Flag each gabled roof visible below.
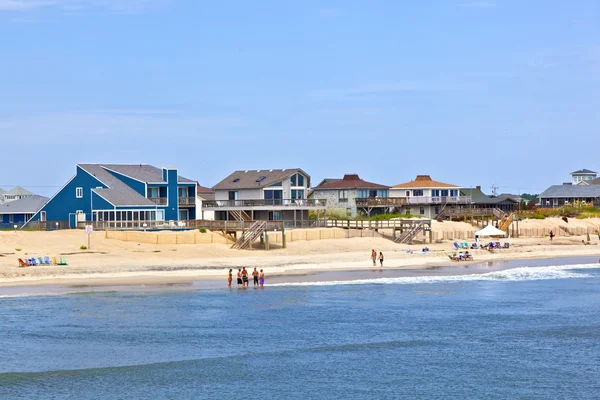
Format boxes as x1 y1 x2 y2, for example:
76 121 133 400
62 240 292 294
460 188 518 204
7 186 33 196
393 175 459 189
0 188 7 195
588 177 600 185
313 178 342 188
313 174 388 190
213 169 309 190
99 164 193 183
78 164 156 207
540 184 600 199
0 195 49 214
571 169 597 175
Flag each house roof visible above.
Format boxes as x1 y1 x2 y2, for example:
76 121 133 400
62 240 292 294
78 164 156 206
313 178 342 188
460 188 518 204
100 164 193 183
0 195 49 214
196 183 215 200
571 169 597 175
588 177 600 185
313 174 388 190
6 186 33 196
539 185 600 199
0 188 6 195
393 175 459 189
212 169 309 190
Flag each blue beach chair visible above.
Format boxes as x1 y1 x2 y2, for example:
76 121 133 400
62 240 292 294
453 242 460 250
38 257 44 265
44 256 51 265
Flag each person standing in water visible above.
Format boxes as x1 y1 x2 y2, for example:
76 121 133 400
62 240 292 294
237 269 243 287
242 267 249 287
259 269 265 287
228 269 233 287
379 252 384 268
371 249 377 266
252 267 259 286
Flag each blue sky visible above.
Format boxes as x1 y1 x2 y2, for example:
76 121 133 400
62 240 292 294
1 0 599 197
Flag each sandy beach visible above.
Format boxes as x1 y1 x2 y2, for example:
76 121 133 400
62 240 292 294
1 217 600 288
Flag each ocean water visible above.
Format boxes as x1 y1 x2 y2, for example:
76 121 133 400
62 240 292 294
1 259 600 399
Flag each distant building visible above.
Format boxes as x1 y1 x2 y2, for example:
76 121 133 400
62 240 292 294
0 186 34 204
309 174 389 217
24 164 197 228
206 169 325 225
0 195 49 227
196 183 215 220
571 169 597 185
539 185 600 208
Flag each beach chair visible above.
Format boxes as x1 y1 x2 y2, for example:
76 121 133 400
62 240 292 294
37 257 45 265
29 257 37 266
44 256 51 265
461 242 469 249
18 258 30 267
453 242 460 250
59 257 68 266
52 257 58 265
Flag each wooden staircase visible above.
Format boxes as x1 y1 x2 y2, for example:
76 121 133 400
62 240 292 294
435 204 449 221
229 210 251 222
231 221 267 250
498 213 514 232
394 220 425 244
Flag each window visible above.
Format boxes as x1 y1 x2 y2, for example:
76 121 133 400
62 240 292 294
297 174 304 187
369 190 377 198
76 187 83 198
9 215 13 223
228 191 238 201
232 178 240 183
290 173 305 187
553 199 558 206
450 190 458 197
269 211 281 221
420 207 425 215
178 187 188 198
291 190 304 200
338 190 348 202
40 211 46 222
148 187 159 198
441 190 449 197
269 181 282 187
413 190 424 196
377 190 388 197
432 190 440 197
356 190 368 198
405 207 411 214
256 176 267 183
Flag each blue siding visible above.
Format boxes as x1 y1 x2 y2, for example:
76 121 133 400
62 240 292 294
105 169 146 196
91 192 115 211
0 214 28 224
165 169 179 220
30 166 105 223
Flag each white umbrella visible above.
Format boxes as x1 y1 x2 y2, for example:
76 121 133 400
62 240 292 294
475 224 506 237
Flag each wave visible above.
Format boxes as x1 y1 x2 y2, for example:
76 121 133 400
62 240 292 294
269 263 600 287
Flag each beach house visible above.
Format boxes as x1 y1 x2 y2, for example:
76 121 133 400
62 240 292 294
24 164 197 228
539 185 600 208
0 186 34 205
0 195 49 228
309 174 389 217
570 169 597 185
388 175 468 218
195 183 215 221
205 169 325 226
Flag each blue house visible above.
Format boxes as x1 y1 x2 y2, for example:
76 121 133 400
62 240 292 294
26 164 197 228
0 195 49 228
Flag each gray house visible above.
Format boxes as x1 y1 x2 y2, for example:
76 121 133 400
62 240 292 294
539 184 600 208
205 169 326 225
309 174 389 217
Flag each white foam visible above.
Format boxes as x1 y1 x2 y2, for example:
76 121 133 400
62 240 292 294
269 263 600 287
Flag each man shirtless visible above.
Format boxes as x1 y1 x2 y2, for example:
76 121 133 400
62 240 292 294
371 249 377 266
252 267 259 286
237 269 243 287
242 267 249 287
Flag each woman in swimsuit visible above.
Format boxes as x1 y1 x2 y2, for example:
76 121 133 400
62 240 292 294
259 269 264 287
242 268 249 287
228 269 233 287
379 252 384 268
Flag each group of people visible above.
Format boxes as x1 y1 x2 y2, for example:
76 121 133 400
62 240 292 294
370 249 384 267
228 267 264 287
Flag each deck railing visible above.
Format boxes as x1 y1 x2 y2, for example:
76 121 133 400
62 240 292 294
149 197 168 205
178 197 196 206
355 196 472 207
202 199 327 208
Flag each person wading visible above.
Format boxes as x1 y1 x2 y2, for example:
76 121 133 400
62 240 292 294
371 249 377 266
252 267 259 286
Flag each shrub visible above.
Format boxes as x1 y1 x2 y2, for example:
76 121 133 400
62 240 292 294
15 248 22 252
80 245 88 250
199 228 207 233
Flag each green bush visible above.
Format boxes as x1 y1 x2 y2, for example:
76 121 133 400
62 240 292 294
15 248 22 252
80 245 88 250
530 213 546 220
199 228 207 233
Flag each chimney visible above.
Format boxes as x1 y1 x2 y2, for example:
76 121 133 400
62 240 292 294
476 185 481 191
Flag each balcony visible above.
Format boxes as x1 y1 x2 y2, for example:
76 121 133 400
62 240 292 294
355 196 472 207
178 197 196 206
202 199 327 209
149 197 168 205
